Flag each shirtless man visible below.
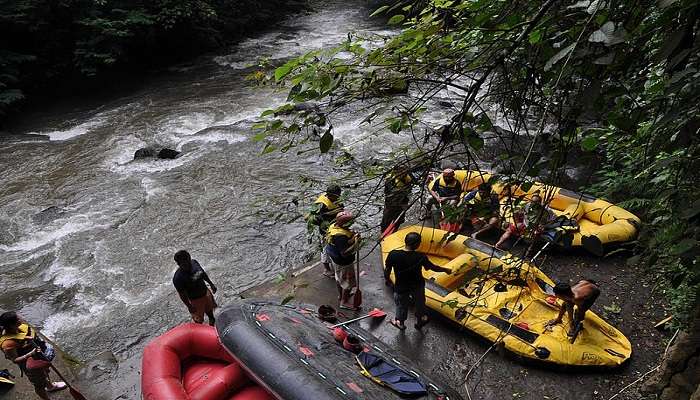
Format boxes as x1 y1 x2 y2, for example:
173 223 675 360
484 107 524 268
546 279 600 339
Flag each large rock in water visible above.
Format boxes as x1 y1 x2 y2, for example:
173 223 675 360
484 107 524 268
157 148 180 159
134 147 157 159
133 147 180 160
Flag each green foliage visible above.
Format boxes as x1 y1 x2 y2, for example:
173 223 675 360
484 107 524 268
0 0 307 122
257 0 699 327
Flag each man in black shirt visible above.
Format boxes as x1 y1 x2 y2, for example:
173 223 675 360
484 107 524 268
173 250 218 325
384 232 451 330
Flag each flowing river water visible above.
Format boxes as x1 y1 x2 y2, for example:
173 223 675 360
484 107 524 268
0 1 462 397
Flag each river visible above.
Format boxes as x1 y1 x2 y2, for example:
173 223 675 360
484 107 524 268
0 1 460 398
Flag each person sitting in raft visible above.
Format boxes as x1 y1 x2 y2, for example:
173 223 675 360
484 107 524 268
523 192 558 242
546 279 601 338
0 312 66 399
380 165 414 234
173 250 218 326
306 185 344 278
324 211 360 310
495 210 526 249
460 182 501 239
384 232 452 330
424 168 462 219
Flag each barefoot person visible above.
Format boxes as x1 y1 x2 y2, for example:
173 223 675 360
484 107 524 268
173 250 218 325
0 312 66 399
384 232 451 330
546 279 601 338
324 211 360 310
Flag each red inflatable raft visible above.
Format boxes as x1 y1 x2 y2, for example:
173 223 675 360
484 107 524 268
141 323 273 400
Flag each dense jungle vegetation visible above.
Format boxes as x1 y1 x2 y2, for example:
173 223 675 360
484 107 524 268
253 0 699 396
0 0 306 123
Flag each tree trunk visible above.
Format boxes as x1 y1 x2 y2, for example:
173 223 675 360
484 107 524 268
643 302 700 400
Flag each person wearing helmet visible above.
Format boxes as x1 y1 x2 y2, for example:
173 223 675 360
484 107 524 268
384 232 451 330
324 211 360 310
306 185 344 277
424 168 463 219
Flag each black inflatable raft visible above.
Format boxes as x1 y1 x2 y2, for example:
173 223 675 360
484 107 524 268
216 300 462 400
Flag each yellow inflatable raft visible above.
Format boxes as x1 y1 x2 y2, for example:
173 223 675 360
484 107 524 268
428 170 641 255
381 226 632 367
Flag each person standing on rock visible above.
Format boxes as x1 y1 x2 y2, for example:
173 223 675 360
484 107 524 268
173 250 218 325
380 165 414 234
306 185 344 277
324 211 360 310
384 232 451 330
0 312 66 400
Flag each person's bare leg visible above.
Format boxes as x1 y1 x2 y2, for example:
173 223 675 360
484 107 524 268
206 310 216 326
496 231 512 248
336 283 343 302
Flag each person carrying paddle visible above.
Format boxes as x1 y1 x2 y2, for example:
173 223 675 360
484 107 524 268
380 165 414 233
0 312 66 399
324 211 360 310
424 168 462 219
173 250 218 325
384 232 451 330
307 185 344 277
546 279 600 339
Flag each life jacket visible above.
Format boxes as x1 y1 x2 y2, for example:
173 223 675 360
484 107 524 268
325 223 354 244
314 194 343 221
0 324 35 359
433 174 462 198
436 175 460 190
356 352 429 396
389 173 412 189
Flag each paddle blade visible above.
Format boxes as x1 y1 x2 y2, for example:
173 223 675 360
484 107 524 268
380 221 397 240
368 308 386 318
70 387 88 400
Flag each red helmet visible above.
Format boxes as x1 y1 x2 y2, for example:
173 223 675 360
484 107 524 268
335 211 354 225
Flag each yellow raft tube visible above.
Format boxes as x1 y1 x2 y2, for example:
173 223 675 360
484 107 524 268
430 170 641 255
381 226 632 367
